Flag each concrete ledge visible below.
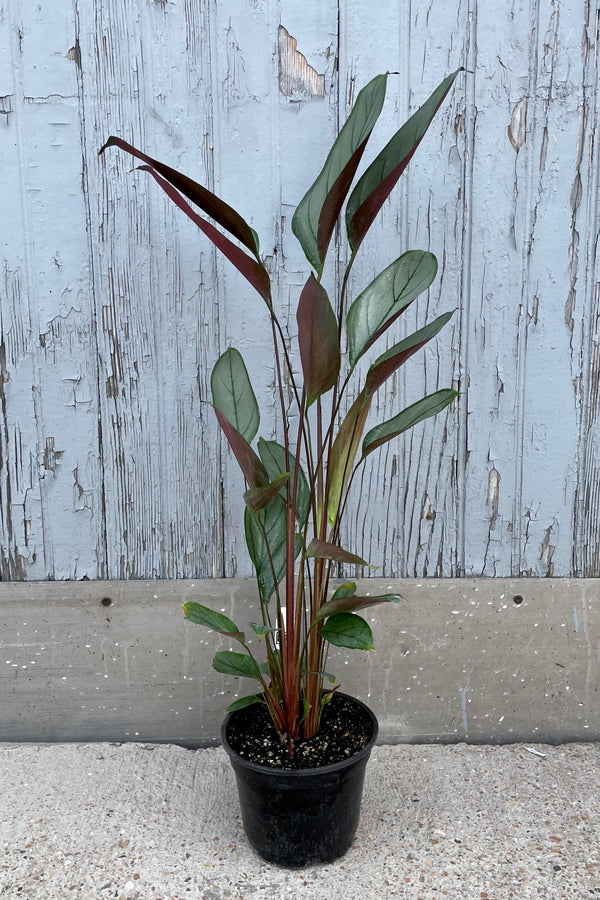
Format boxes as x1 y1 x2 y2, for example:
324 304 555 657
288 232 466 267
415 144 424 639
1 578 599 744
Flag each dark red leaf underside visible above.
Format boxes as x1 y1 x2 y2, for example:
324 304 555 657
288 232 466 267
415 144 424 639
100 135 259 256
140 167 271 305
213 408 269 489
349 155 415 254
316 138 369 267
365 337 428 395
296 275 341 406
347 71 462 254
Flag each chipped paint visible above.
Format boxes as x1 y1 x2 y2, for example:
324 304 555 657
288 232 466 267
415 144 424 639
0 3 599 580
278 26 325 99
508 97 528 152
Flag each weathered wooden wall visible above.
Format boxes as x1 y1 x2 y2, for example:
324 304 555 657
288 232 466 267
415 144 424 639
1 1 598 582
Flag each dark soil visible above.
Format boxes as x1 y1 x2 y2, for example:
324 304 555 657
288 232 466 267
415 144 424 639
224 693 374 770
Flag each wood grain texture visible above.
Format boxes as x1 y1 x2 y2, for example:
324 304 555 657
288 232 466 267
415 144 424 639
0 1 598 580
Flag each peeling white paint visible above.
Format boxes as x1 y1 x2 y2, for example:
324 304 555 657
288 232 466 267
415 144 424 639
0 3 598 580
278 25 325 99
508 97 528 152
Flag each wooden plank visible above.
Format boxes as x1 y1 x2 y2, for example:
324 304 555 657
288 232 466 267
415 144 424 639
1 578 599 745
80 0 225 578
572 0 600 576
317 0 467 578
457 0 598 576
0 4 103 579
512 0 589 576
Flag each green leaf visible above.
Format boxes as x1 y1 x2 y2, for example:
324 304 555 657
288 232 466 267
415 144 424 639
250 622 279 638
320 613 375 651
183 601 245 643
362 388 458 458
245 498 302 601
302 668 337 684
316 592 402 621
321 690 337 707
244 473 290 513
346 69 463 254
258 439 310 526
299 697 311 726
212 651 263 680
305 538 371 568
347 251 438 367
331 582 357 600
365 310 455 396
211 348 259 443
245 498 286 601
225 695 264 712
292 74 387 273
296 275 341 407
327 389 372 527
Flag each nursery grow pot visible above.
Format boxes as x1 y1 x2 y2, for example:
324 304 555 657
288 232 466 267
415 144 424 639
221 692 378 868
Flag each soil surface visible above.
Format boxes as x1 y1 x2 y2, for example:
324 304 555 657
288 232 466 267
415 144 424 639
224 693 374 769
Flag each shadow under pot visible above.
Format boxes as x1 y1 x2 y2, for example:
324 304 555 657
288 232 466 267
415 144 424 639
221 692 378 868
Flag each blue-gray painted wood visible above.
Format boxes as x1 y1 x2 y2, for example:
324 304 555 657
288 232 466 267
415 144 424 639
0 1 598 580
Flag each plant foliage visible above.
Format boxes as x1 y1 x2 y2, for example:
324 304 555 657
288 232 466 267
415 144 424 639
100 68 462 756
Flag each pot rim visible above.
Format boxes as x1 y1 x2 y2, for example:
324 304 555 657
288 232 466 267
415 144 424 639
220 691 378 778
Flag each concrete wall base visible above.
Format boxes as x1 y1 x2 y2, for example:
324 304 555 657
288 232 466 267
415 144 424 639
1 578 598 744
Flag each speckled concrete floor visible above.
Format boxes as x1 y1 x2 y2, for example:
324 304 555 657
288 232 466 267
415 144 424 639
0 742 598 899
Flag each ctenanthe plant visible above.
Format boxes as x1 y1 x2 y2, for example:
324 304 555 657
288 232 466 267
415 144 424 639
100 68 462 757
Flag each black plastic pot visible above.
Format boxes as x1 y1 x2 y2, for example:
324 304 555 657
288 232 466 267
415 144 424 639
221 693 378 868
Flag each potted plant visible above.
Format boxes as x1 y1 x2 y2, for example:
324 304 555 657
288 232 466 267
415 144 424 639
100 66 462 867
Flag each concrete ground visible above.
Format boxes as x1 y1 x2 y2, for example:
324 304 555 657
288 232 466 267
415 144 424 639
0 741 598 899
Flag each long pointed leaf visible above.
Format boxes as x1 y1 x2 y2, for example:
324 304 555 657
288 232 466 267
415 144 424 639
183 601 245 643
327 388 372 527
211 348 260 443
316 591 402 620
362 388 458 458
297 274 341 407
213 408 268 488
99 135 260 256
365 309 456 395
292 74 387 273
327 311 455 526
258 439 310 526
347 250 438 367
346 69 463 253
139 166 271 304
245 499 302 601
244 473 290 513
305 538 371 568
